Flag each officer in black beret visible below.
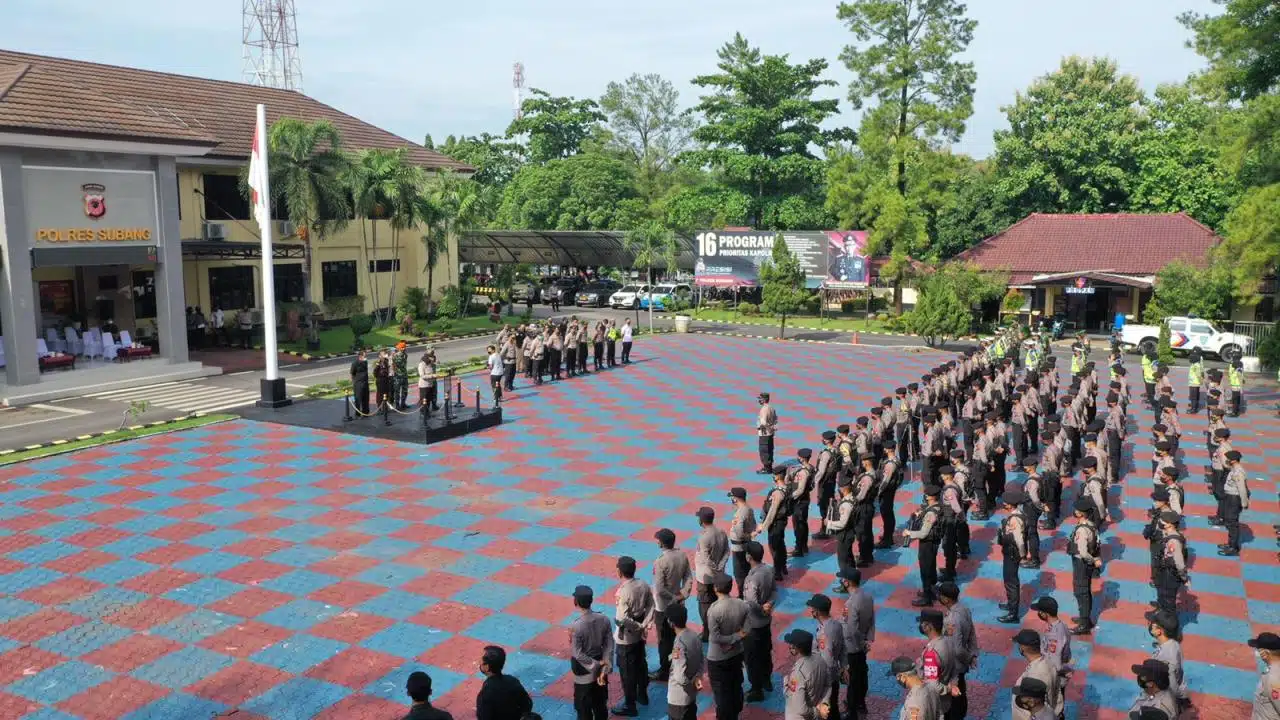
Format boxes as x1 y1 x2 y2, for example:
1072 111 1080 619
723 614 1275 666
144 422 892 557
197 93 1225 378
997 488 1029 623
903 484 944 607
814 431 839 541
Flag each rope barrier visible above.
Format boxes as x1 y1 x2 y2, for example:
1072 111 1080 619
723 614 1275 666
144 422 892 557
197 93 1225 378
346 396 421 417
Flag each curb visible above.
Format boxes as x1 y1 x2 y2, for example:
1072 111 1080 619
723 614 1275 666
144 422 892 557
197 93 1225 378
0 412 222 457
694 317 916 337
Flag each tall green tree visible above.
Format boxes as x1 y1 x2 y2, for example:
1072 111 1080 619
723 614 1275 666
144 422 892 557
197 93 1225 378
437 133 525 187
1130 83 1241 229
836 0 978 197
600 74 697 200
1179 0 1279 101
622 221 680 330
345 148 415 325
497 153 647 231
932 160 1010 257
1145 259 1237 321
993 56 1149 217
254 118 351 329
427 173 495 314
506 89 607 163
680 33 853 230
759 235 809 338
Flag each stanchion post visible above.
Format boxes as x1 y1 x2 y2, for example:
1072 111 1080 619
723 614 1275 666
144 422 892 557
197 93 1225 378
343 389 353 422
475 390 480 413
454 375 464 409
382 399 391 427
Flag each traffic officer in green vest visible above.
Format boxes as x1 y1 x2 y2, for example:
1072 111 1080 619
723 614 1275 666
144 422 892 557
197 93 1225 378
1070 340 1086 375
1187 349 1205 414
1141 349 1157 406
1227 358 1245 416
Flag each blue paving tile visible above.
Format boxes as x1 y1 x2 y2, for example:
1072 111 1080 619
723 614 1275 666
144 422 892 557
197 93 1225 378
62 587 150 620
464 614 549 647
269 523 333 544
257 599 340 631
249 633 348 673
355 563 428 588
186 528 251 550
509 524 570 544
34 620 131 658
162 577 244 607
8 540 82 565
450 581 529 611
112 515 177 535
173 551 247 575
356 590 433 620
259 569 339 596
524 546 592 568
360 623 450 658
150 608 238 643
0 567 65 592
242 677 351 718
29 518 96 539
132 645 235 689
364 666 465 703
265 544 335 568
349 537 419 561
8 661 111 704
0 597 40 622
120 693 226 720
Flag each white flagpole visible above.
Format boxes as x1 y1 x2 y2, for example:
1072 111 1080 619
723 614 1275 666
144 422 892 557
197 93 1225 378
253 104 286 408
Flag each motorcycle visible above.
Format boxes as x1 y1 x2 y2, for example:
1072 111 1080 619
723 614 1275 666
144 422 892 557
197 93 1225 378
1050 316 1066 340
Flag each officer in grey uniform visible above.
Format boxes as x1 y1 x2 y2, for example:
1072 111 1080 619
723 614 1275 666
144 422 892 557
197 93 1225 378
807 594 845 720
742 541 776 703
903 485 944 607
936 582 975 720
650 528 692 683
1219 449 1250 556
783 629 832 720
665 603 703 720
1030 596 1072 711
842 568 876 719
727 488 757 596
1012 677 1055 720
827 474 857 593
1129 659 1179 719
569 585 614 720
888 656 940 720
1249 632 1280 720
612 556 654 717
1145 610 1187 707
694 506 729 643
1011 629 1059 720
917 609 955 718
706 575 749 720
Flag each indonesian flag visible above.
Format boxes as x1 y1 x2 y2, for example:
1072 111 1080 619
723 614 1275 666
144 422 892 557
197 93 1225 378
248 104 270 226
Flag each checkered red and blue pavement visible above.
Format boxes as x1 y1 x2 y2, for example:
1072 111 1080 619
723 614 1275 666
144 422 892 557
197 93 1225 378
0 334 1274 720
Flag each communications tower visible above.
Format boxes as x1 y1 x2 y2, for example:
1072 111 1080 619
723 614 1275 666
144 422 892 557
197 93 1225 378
513 62 525 120
242 0 303 91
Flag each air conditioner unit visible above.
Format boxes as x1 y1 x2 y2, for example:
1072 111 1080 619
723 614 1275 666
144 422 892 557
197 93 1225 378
277 221 297 237
203 221 227 240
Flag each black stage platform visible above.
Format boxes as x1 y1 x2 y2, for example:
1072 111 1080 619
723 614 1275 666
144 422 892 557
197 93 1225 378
238 396 503 445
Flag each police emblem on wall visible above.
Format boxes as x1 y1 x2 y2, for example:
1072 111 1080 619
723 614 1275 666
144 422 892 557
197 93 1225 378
82 183 106 219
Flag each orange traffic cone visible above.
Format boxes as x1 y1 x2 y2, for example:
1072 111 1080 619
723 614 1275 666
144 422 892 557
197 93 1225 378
852 331 860 345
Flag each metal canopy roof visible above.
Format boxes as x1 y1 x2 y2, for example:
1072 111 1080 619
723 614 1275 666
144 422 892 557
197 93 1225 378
460 230 697 269
181 240 306 260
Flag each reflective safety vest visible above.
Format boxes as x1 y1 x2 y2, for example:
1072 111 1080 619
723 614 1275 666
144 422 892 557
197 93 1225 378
1188 362 1203 387
1227 366 1243 389
1141 356 1155 383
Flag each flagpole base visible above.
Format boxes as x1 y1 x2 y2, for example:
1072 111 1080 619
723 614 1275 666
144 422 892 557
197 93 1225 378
256 378 292 409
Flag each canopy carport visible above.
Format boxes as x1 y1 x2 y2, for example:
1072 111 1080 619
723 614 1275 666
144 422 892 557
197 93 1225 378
459 230 697 270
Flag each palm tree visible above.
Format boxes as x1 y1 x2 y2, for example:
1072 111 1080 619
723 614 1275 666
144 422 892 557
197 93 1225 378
623 221 679 332
245 118 351 344
345 148 410 326
426 172 495 317
383 163 427 326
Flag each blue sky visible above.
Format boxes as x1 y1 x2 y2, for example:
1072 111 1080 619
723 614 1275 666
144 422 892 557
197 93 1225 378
2 0 1218 158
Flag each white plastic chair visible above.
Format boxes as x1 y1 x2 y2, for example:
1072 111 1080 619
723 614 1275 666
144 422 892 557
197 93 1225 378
45 328 66 354
36 338 50 358
64 327 83 356
0 336 6 368
83 329 103 360
101 332 119 361
120 330 134 348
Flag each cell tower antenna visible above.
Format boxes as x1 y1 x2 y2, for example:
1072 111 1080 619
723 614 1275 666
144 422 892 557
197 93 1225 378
243 0 303 91
512 62 525 120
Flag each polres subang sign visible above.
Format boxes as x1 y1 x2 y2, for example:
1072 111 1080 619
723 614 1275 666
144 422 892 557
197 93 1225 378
694 230 868 289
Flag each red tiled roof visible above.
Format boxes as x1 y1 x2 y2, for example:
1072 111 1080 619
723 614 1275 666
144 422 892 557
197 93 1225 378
954 213 1220 278
0 49 468 171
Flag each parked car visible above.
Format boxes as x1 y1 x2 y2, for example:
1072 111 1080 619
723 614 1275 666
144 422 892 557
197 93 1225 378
1118 315 1252 362
546 277 584 306
609 284 650 309
639 283 692 311
575 281 621 308
511 280 540 303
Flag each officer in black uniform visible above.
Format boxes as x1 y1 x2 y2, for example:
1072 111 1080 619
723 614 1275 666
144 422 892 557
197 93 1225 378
350 350 370 415
997 487 1028 624
876 439 902 549
1068 497 1102 635
853 455 878 567
791 448 815 557
1154 510 1187 618
903 484 944 607
938 466 963 582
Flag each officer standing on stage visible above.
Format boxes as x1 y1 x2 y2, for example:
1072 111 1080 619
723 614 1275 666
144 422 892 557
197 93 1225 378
727 488 756 596
569 585 613 720
756 393 778 474
350 350 370 415
742 541 776 703
1067 498 1101 635
903 485 944 607
650 529 692 684
997 488 1029 624
814 432 838 541
877 440 903 549
791 449 815 557
694 507 729 643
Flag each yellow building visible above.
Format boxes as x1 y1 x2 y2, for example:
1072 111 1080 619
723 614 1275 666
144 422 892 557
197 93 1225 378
0 48 469 389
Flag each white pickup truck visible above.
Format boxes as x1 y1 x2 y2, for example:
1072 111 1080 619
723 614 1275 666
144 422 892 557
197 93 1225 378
1118 316 1252 362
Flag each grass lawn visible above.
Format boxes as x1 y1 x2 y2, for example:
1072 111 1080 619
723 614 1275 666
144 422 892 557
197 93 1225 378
281 315 521 354
0 414 235 465
690 307 898 333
